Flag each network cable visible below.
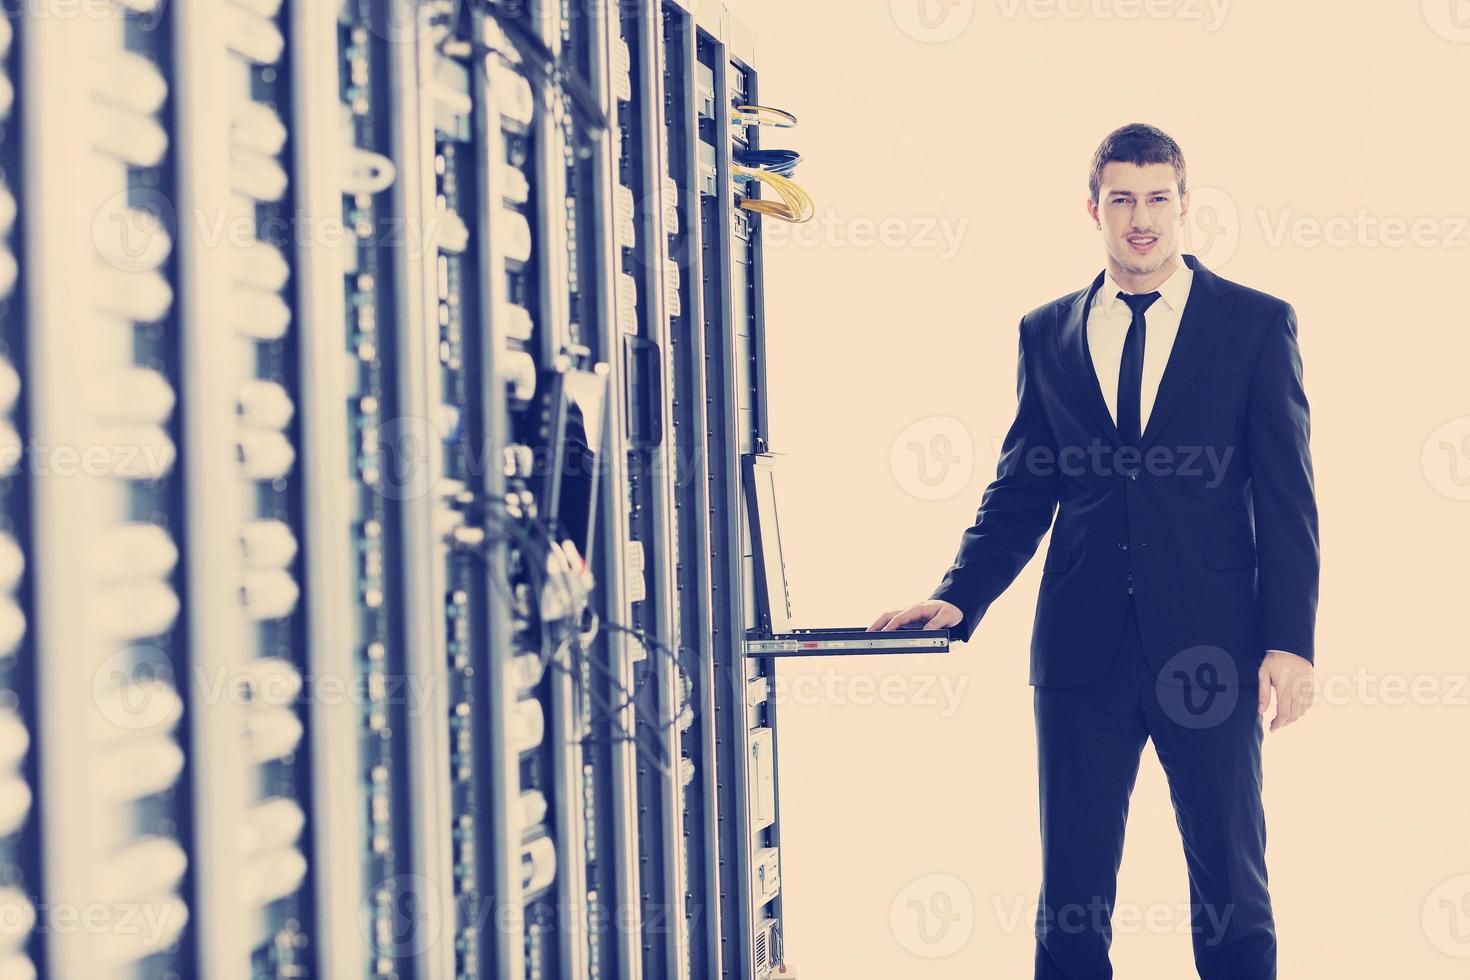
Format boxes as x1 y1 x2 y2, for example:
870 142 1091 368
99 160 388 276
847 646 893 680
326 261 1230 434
734 147 800 178
732 103 797 128
447 493 694 775
734 164 814 223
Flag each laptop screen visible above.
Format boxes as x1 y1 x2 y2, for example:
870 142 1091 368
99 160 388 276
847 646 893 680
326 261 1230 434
544 365 609 567
743 453 792 634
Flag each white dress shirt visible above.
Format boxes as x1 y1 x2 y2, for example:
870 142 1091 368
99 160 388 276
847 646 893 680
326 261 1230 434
1085 259 1194 431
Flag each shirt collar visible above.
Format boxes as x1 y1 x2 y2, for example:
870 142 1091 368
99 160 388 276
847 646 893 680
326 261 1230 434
1094 257 1194 313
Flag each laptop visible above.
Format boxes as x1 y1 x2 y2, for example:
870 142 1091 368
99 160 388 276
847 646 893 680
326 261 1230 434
741 452 951 658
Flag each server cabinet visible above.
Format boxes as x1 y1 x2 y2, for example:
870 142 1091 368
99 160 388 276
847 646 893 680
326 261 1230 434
5 0 793 977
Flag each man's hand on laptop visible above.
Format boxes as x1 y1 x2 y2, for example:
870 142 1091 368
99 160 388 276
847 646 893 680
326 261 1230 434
867 599 963 632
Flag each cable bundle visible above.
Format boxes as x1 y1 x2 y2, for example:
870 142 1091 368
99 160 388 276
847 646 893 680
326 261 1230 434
729 102 812 223
734 165 814 224
734 147 800 178
449 492 694 778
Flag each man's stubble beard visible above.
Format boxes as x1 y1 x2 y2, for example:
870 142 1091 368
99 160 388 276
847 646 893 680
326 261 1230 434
1111 238 1177 278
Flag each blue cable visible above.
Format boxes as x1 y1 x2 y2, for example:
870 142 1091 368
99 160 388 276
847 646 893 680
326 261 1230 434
734 147 801 178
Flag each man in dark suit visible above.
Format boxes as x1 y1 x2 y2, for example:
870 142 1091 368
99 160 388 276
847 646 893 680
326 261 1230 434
869 123 1320 979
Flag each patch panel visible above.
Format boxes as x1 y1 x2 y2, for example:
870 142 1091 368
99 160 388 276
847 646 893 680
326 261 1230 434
418 13 501 979
286 4 427 977
222 3 318 973
32 3 200 975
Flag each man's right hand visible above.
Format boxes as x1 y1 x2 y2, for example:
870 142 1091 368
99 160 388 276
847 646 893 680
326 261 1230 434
867 599 963 632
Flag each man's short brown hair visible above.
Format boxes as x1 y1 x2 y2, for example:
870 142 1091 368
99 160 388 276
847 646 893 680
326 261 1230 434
1089 123 1187 203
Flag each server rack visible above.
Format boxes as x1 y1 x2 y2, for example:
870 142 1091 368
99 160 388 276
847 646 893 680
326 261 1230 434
0 7 39 978
27 4 209 976
693 11 788 978
5 0 793 977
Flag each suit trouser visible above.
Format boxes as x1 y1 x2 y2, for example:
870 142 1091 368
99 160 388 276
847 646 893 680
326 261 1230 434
1032 596 1276 979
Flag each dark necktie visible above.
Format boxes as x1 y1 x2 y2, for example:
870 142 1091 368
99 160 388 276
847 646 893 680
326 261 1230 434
1116 291 1161 445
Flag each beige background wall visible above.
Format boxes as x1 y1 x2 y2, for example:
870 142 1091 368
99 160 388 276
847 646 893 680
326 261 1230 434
735 1 1470 976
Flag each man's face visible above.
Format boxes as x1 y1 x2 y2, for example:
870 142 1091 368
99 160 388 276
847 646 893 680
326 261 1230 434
1088 161 1189 277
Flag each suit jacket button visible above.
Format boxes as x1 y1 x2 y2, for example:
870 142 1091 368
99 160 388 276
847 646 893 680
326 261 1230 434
1117 539 1128 551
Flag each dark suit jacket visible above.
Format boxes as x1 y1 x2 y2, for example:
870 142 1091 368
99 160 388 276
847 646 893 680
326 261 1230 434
929 253 1320 687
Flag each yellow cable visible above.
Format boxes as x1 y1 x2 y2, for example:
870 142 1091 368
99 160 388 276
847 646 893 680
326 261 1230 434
733 165 814 224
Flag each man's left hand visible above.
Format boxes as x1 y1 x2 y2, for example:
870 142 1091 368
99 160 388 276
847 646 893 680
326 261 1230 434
1258 650 1316 733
